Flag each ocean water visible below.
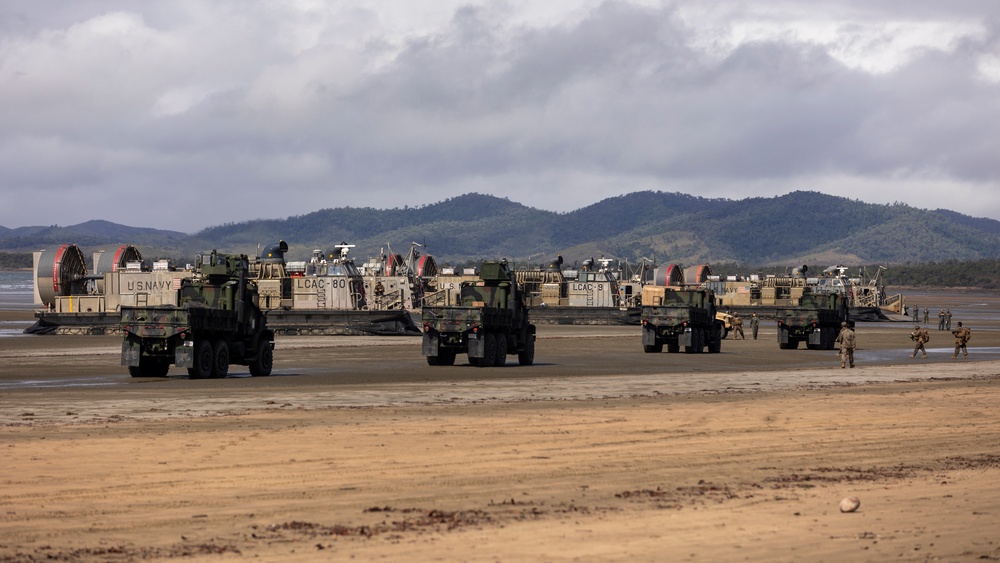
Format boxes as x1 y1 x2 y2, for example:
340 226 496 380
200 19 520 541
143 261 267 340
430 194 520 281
0 270 34 339
0 270 34 310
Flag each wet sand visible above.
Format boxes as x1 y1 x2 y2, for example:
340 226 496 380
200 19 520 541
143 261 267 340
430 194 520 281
2 291 1000 561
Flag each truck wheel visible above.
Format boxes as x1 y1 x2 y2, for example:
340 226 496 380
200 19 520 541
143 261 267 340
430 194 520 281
129 357 170 378
643 343 662 353
438 350 457 366
667 342 679 353
426 355 440 366
517 336 535 366
151 360 170 377
694 329 705 353
481 333 498 367
188 340 214 379
494 335 507 366
249 339 273 377
779 339 800 350
709 328 722 353
213 340 230 378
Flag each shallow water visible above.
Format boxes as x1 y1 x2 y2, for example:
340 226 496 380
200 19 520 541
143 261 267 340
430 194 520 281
0 270 34 314
0 376 120 389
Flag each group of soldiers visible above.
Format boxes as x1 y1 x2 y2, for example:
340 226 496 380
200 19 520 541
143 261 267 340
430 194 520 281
913 306 955 331
728 313 760 340
826 314 974 370
727 309 973 369
720 316 862 369
910 321 972 359
906 304 971 359
726 311 859 369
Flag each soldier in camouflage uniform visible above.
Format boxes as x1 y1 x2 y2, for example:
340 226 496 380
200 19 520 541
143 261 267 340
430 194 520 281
937 310 946 331
945 309 952 330
923 308 929 323
733 315 745 339
750 313 760 340
951 321 972 359
835 321 856 369
909 324 929 359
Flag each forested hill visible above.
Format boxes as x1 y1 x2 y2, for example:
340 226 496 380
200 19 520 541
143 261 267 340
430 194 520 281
2 191 999 266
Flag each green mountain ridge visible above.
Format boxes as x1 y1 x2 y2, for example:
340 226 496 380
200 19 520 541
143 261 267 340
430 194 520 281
2 191 998 266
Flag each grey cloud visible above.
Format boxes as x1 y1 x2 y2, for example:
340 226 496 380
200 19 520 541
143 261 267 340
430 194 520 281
1 1 999 232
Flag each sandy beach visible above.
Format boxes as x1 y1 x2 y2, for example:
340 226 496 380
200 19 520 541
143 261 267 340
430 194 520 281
2 290 1000 561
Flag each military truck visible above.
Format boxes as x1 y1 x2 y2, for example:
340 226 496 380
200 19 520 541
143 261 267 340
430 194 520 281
641 286 723 353
775 293 848 350
121 251 274 378
421 260 535 367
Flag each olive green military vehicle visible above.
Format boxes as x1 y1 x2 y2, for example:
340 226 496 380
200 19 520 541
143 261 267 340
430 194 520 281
640 285 723 353
120 250 274 378
775 293 848 350
421 260 535 367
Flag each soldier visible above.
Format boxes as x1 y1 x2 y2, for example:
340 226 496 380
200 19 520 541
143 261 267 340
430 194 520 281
835 321 856 369
733 315 745 340
750 313 760 340
938 309 946 331
923 308 929 324
945 309 952 330
909 324 929 359
951 321 972 359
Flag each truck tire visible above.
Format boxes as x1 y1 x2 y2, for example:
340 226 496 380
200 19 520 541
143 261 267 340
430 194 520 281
709 326 722 353
249 339 273 377
494 334 508 366
824 330 836 350
517 336 535 366
694 329 705 353
129 357 170 378
481 333 498 367
667 342 680 353
779 339 800 350
188 340 214 379
643 343 662 353
426 350 457 366
213 340 230 378
438 349 457 366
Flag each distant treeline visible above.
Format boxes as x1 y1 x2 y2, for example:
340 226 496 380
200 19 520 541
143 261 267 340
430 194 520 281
712 260 1000 290
0 252 31 270
886 259 1000 289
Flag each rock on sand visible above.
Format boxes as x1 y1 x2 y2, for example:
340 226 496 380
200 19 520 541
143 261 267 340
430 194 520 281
839 496 861 513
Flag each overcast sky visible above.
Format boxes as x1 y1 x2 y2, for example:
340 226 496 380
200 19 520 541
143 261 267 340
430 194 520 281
2 1 998 233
